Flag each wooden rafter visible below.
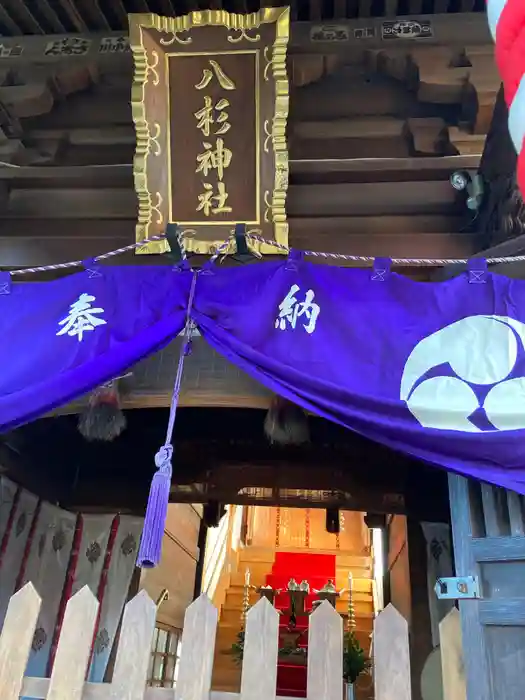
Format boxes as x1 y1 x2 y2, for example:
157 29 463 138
2 0 44 34
0 4 22 35
29 0 67 34
0 2 488 35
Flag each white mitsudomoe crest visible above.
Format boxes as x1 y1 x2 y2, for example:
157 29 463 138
401 315 525 432
56 293 107 342
275 284 320 334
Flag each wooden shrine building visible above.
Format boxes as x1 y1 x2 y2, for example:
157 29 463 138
0 2 508 276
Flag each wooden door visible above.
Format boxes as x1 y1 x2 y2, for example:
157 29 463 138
448 474 525 700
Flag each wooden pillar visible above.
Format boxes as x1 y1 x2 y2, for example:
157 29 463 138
406 519 433 700
385 515 434 700
193 516 208 600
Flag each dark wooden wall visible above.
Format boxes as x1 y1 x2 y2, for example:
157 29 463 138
0 0 486 34
0 407 450 520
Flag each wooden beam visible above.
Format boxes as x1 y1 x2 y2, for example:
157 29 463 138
0 155 481 185
61 448 449 520
0 232 480 269
0 180 461 219
10 404 448 518
0 14 491 64
167 486 408 515
0 161 478 267
0 220 479 269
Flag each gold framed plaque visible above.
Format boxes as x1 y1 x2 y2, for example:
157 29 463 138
129 8 290 256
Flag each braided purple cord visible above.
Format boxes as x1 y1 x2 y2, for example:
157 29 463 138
5 231 525 277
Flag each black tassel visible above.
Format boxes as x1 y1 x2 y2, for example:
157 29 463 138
203 501 226 528
326 508 340 534
264 396 310 446
78 379 127 442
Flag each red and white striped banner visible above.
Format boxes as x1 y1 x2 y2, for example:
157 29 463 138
488 0 525 192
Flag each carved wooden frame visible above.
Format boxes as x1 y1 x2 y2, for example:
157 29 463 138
129 9 290 256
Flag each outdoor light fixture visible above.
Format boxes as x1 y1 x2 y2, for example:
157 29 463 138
450 170 470 191
450 170 485 211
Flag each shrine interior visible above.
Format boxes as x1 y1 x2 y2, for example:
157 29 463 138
0 401 452 700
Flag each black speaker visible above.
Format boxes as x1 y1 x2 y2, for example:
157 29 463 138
364 513 387 529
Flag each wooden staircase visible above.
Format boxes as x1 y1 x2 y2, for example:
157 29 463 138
211 546 375 693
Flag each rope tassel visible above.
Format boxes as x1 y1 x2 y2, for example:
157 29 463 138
137 446 173 568
137 269 197 569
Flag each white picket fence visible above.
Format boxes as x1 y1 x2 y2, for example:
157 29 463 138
0 583 423 700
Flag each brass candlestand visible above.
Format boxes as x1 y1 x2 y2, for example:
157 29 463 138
347 573 356 631
241 568 251 626
257 585 281 606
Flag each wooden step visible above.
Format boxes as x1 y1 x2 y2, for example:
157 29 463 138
238 547 372 571
215 621 374 644
232 563 275 582
237 546 276 564
212 630 374 675
212 546 376 693
212 666 242 682
239 547 371 568
212 681 241 693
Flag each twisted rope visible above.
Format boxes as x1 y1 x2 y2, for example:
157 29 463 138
244 233 525 266
7 233 169 276
4 231 525 277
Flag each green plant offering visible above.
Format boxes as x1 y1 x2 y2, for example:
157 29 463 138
231 629 245 665
279 643 307 657
343 631 371 684
231 626 370 683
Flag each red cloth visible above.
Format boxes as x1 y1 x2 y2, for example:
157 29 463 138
267 552 336 697
489 0 525 194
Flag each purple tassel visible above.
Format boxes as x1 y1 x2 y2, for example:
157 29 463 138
137 445 173 568
137 271 197 569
